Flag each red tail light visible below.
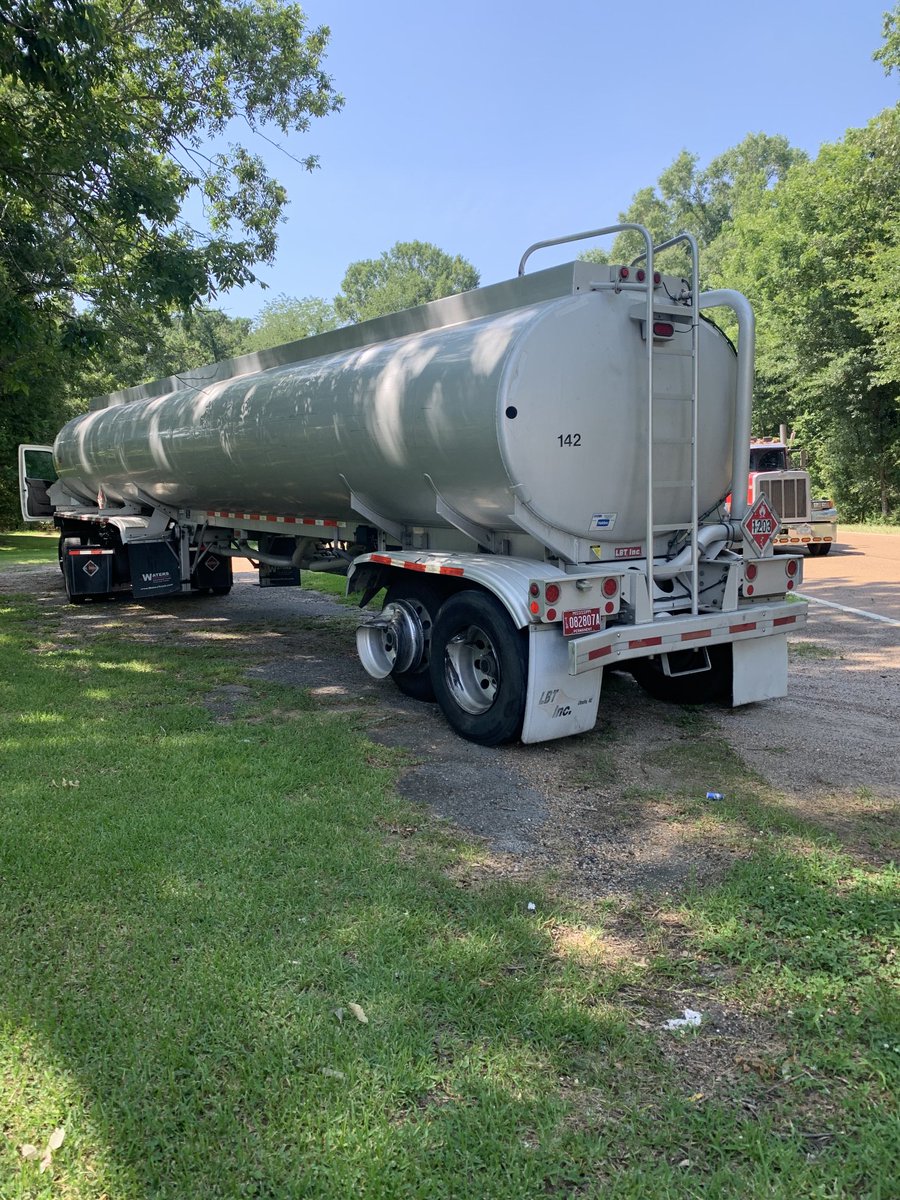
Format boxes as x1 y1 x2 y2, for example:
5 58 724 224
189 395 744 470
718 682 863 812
785 559 798 577
545 583 560 603
602 577 618 597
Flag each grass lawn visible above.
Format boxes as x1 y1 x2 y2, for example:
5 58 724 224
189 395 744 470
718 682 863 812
839 523 899 535
0 580 896 1198
0 530 58 566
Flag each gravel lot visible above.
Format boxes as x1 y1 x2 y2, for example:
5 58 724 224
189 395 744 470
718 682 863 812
4 531 897 897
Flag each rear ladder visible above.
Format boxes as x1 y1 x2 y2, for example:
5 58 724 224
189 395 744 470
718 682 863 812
635 233 701 616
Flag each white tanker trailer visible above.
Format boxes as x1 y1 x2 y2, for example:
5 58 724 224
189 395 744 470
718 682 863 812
18 226 807 745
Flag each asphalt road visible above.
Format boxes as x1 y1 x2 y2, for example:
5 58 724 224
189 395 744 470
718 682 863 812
798 530 900 623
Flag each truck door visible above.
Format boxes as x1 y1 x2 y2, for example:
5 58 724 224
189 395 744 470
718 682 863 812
18 444 57 522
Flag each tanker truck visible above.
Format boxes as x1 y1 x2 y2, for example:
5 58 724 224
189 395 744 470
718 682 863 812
17 225 807 746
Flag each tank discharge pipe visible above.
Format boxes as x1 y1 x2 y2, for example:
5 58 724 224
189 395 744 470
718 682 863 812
213 540 352 574
654 521 738 577
699 289 755 522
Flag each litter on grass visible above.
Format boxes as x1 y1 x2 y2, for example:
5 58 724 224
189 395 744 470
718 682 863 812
663 1009 703 1030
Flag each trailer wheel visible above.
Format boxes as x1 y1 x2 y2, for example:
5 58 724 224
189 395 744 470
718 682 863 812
430 591 527 745
807 542 832 557
58 535 82 574
383 578 442 701
630 644 731 706
62 563 90 605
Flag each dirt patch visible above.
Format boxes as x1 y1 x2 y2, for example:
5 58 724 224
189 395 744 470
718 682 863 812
5 562 896 898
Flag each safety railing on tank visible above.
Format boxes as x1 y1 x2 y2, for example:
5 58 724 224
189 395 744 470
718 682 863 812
632 232 700 616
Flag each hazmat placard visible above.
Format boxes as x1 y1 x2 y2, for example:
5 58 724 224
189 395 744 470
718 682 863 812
741 494 780 557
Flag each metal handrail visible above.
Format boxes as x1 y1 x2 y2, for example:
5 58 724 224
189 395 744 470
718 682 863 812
517 223 650 277
633 231 701 615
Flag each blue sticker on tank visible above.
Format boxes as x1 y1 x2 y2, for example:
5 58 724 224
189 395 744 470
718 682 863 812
590 513 617 531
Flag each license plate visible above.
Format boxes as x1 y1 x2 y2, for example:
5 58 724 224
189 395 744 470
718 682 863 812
562 607 603 637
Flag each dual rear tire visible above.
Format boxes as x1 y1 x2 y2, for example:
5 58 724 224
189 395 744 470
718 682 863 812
383 583 527 745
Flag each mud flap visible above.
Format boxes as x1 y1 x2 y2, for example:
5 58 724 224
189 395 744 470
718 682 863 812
732 633 788 705
128 541 182 597
522 625 601 743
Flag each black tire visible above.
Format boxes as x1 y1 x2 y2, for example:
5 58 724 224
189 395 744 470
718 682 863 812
58 535 82 574
429 591 527 745
383 577 443 701
63 569 90 605
807 542 832 557
630 644 732 706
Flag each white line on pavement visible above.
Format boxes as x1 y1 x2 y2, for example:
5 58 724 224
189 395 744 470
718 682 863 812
798 593 900 628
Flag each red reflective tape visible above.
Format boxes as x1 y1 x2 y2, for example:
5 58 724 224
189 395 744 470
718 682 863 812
681 629 712 641
440 566 465 576
588 646 613 661
729 621 757 633
628 636 662 649
774 615 797 626
404 562 427 572
370 554 392 565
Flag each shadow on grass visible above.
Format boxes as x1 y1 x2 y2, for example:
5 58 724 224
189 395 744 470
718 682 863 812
2 589 897 1198
0 597 657 1198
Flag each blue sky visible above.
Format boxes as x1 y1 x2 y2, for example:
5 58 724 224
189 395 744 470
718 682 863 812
220 0 899 319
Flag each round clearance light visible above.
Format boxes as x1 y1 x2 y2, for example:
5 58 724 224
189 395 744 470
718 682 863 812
653 321 675 338
602 577 618 597
529 600 540 615
653 271 661 285
785 558 799 577
787 580 794 590
636 268 646 282
745 563 757 581
546 608 557 621
545 583 561 603
529 583 540 597
745 584 754 596
605 601 615 614
619 266 630 280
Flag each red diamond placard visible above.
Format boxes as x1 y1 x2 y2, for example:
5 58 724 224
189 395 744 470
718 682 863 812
741 494 780 557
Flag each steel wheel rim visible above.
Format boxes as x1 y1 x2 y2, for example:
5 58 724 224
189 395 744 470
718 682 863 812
443 623 499 714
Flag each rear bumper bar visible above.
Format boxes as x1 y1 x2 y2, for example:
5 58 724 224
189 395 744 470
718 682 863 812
568 599 808 675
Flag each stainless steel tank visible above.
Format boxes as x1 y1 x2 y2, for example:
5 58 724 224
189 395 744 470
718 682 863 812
54 263 737 546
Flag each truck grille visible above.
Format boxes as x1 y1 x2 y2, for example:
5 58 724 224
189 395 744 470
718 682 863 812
755 474 810 521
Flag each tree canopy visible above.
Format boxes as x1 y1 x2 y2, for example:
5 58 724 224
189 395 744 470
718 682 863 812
243 295 339 352
0 0 341 524
334 241 479 325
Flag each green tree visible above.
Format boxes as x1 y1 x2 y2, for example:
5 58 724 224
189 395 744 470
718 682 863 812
874 2 900 74
243 295 339 352
78 308 253 401
582 136 804 276
334 241 479 325
718 109 900 519
0 0 341 526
